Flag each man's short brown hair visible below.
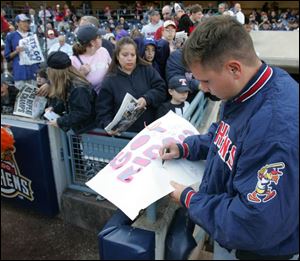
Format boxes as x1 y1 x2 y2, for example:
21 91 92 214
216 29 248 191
190 4 203 14
183 16 258 70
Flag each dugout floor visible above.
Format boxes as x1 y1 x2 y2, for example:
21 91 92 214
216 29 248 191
1 200 100 260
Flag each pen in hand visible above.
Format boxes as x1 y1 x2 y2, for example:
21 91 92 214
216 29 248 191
162 148 170 165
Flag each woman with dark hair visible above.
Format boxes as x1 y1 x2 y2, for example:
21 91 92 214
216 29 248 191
45 51 97 134
96 37 167 134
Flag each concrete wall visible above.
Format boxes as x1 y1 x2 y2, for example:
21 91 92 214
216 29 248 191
250 31 299 73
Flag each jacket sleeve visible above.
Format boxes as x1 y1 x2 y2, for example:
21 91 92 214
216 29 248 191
4 33 14 62
95 79 115 129
183 122 219 161
180 140 299 252
178 15 193 34
156 103 170 119
56 87 93 131
142 66 167 108
165 49 183 83
155 39 170 80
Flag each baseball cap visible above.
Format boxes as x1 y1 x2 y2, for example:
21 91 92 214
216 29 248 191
47 30 55 35
76 24 101 45
149 10 160 16
144 37 157 47
168 76 191 92
47 51 71 69
15 14 30 23
1 73 14 86
174 3 184 13
163 20 176 28
103 33 115 41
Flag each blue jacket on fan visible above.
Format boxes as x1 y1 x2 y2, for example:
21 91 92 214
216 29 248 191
179 63 299 256
165 49 200 93
4 31 40 81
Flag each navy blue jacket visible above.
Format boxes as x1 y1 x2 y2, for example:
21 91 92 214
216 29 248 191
96 64 167 133
53 80 97 134
165 49 199 92
180 64 299 256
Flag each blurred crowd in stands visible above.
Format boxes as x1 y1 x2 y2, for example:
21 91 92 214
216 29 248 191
1 1 299 134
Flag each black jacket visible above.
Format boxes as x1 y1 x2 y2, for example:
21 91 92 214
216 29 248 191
1 85 19 114
54 80 97 134
96 64 167 133
178 14 193 35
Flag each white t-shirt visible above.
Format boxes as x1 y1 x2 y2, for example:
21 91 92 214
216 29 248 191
71 47 112 94
236 11 245 25
141 20 163 39
48 42 73 57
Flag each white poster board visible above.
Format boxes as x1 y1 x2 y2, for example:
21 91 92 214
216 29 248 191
86 111 205 220
19 34 44 65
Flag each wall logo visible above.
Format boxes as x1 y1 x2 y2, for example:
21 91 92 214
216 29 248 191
1 126 34 201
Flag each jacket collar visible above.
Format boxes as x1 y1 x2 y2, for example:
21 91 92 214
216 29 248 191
233 63 273 103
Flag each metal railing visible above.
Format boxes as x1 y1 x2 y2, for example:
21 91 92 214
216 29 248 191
61 90 208 193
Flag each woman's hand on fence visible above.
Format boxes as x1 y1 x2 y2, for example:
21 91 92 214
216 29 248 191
47 119 58 128
45 106 53 113
107 129 121 136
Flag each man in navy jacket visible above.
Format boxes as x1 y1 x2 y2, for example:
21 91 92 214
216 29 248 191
160 16 299 259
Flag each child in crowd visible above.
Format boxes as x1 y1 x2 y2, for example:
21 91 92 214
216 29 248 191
143 37 156 64
36 68 48 88
156 75 190 118
142 37 169 80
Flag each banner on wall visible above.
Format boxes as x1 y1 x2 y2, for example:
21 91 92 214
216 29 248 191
86 111 205 220
1 126 34 201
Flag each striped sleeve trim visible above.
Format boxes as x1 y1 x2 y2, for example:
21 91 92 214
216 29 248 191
184 189 196 208
182 142 189 159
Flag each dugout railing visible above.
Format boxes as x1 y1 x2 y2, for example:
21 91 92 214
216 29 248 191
60 90 209 195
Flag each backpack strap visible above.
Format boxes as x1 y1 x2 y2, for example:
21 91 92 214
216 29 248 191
76 55 84 65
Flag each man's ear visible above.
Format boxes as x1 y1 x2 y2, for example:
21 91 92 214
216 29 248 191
226 60 241 79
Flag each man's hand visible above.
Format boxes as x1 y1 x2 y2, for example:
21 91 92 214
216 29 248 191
159 143 180 161
36 83 50 96
169 180 186 205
